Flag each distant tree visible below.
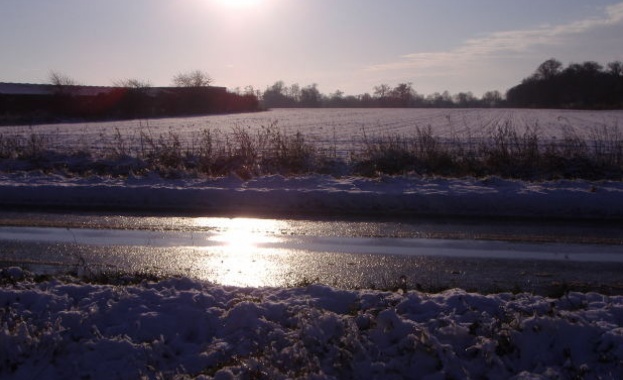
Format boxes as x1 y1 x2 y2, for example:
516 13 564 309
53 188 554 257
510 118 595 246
507 58 622 109
390 83 416 107
47 71 79 114
109 79 153 118
481 90 503 107
607 61 623 106
331 89 344 99
286 84 301 102
113 78 152 88
534 58 563 80
358 93 375 107
373 84 391 99
373 84 392 106
581 61 603 75
453 92 477 107
607 61 623 77
267 81 286 95
424 91 453 108
299 84 321 107
326 89 345 107
342 95 361 107
172 70 213 87
562 61 602 77
262 81 296 107
48 71 78 87
243 85 258 97
425 92 443 107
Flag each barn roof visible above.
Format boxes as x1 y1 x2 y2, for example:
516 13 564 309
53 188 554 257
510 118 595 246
0 82 113 96
0 82 56 95
0 82 227 96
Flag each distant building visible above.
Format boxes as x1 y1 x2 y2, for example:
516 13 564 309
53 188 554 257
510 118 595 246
0 82 255 124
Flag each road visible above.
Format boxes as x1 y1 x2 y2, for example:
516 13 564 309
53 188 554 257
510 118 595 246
1 210 623 295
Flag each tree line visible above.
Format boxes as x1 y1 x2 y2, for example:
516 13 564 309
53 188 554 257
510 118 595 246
506 59 623 109
256 59 623 110
256 81 504 109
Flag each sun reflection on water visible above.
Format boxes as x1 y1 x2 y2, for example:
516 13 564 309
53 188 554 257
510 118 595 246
192 217 288 287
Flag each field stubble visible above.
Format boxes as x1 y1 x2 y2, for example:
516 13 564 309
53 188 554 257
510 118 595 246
0 108 622 180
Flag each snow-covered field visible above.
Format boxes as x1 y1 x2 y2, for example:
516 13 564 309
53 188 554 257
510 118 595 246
3 108 623 155
2 267 622 379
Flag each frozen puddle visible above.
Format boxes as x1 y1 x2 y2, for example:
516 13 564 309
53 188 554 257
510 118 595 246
1 224 623 263
1 215 623 292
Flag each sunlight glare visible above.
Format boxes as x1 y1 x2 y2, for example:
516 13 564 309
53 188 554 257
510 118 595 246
192 217 287 287
215 0 262 8
195 217 283 249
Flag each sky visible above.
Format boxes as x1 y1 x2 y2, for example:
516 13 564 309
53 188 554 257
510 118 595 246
1 0 623 97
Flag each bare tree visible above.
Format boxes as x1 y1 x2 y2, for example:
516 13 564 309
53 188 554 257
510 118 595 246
299 84 321 107
453 91 476 107
391 82 415 106
243 85 256 96
262 81 297 107
172 70 213 87
482 90 503 107
287 83 301 102
113 78 152 88
49 71 78 87
607 61 623 77
373 84 391 98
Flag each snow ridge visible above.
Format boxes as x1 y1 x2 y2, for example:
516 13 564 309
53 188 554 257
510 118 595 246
1 268 622 379
1 173 622 220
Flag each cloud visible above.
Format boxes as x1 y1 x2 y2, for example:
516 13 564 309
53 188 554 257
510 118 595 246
365 2 623 75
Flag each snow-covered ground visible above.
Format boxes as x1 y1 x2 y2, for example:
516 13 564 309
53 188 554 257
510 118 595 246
2 267 622 379
1 172 623 220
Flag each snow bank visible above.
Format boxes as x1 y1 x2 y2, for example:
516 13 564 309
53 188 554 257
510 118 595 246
1 267 622 379
1 173 622 220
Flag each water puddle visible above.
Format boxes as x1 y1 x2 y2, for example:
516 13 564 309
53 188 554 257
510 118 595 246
1 212 623 291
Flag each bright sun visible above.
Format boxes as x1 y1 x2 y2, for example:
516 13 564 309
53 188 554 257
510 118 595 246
216 0 261 8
